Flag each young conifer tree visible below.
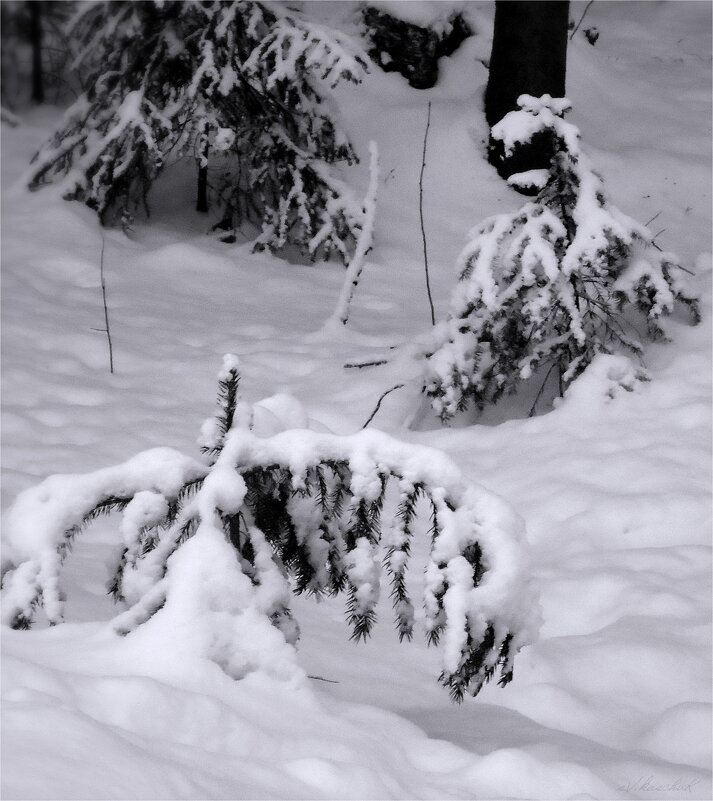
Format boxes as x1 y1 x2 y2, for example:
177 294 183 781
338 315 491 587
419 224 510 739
424 95 700 421
26 1 369 262
1 357 540 703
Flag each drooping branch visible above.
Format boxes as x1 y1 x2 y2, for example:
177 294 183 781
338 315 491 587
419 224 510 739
0 448 208 629
1 364 540 701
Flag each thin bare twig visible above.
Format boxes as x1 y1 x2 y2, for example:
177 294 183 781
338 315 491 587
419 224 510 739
528 363 558 417
644 210 662 227
419 101 436 326
99 237 114 374
649 230 695 274
362 384 405 429
569 0 594 40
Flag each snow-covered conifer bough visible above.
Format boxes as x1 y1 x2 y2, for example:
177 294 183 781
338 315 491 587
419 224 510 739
1 355 541 702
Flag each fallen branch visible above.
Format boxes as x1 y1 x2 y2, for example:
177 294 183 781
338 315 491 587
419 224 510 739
344 359 388 369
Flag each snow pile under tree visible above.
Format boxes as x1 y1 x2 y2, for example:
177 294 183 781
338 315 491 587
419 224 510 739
24 0 371 262
424 95 700 421
1 356 540 702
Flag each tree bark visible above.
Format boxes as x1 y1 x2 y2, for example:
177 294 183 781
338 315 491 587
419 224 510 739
485 1 569 185
196 164 208 213
196 134 209 212
29 0 44 104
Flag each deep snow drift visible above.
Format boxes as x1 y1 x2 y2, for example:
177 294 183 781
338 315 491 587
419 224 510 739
2 2 711 799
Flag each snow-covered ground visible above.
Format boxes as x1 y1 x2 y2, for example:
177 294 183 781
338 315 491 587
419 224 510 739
2 2 711 799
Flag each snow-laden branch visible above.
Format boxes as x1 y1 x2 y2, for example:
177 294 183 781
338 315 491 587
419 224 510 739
244 11 368 90
1 448 207 628
1 359 540 701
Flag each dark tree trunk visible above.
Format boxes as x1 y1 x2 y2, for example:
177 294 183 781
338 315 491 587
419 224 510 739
485 1 569 186
29 0 44 104
196 164 208 213
196 134 209 212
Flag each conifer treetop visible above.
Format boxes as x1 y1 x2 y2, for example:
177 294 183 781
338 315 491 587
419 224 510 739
424 95 700 421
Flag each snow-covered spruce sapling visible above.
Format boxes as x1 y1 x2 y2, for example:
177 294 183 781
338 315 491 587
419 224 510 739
25 1 370 263
424 95 700 420
1 356 540 702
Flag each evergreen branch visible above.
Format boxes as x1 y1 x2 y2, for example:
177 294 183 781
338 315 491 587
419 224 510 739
3 361 537 700
346 585 377 642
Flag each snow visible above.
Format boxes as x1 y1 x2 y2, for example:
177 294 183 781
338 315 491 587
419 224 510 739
2 2 711 799
491 95 576 157
367 1 468 34
212 126 236 151
507 168 550 191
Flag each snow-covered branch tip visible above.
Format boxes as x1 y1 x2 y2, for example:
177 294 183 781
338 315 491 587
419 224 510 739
424 94 700 422
1 356 540 702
